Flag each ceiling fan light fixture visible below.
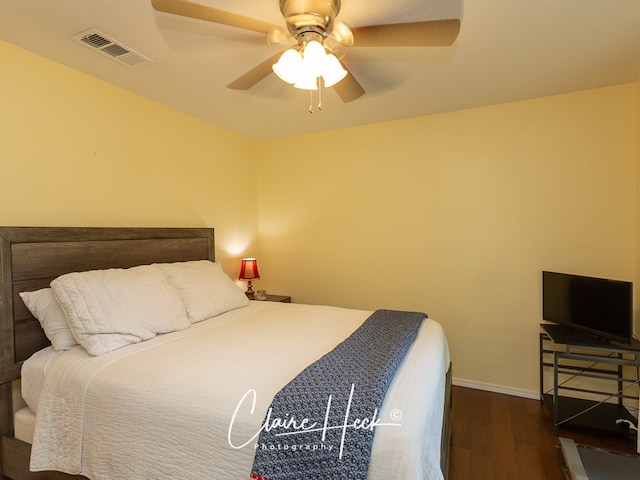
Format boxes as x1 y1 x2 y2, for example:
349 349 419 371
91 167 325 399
274 41 347 90
272 48 303 84
321 53 347 87
301 40 326 77
293 71 319 90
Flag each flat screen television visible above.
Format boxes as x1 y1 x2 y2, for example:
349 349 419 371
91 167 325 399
542 271 633 345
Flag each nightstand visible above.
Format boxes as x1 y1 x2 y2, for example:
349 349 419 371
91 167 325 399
259 294 291 303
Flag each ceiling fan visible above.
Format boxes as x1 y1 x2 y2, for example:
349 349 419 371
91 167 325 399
151 0 460 103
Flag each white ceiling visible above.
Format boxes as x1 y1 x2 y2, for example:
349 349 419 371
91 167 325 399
1 0 640 141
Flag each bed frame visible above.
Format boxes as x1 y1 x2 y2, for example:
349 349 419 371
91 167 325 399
0 226 452 480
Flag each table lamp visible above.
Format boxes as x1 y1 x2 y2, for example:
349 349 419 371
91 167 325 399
239 258 260 297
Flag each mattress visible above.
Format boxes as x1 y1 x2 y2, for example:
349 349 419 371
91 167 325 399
14 407 35 443
22 301 449 480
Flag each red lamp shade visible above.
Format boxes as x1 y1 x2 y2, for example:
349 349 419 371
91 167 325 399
239 258 260 280
239 258 260 296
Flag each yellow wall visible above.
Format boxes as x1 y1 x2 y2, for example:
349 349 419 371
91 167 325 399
0 40 258 275
256 85 637 394
3 40 638 396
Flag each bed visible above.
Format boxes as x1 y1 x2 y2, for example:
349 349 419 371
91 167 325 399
0 227 452 480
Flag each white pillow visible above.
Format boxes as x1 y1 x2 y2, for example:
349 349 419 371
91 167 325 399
19 288 78 351
51 264 190 356
156 260 249 323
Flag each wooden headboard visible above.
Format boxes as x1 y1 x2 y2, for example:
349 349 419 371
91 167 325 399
0 227 214 388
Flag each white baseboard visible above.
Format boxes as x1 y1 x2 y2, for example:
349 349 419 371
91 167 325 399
453 377 539 400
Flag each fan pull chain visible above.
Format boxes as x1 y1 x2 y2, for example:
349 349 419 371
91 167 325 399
308 79 324 113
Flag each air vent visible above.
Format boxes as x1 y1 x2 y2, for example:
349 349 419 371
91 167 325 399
70 29 152 67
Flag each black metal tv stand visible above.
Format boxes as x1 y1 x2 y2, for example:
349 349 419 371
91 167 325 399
539 323 640 437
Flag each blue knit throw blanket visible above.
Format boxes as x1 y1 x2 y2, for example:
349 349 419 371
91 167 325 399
250 309 426 480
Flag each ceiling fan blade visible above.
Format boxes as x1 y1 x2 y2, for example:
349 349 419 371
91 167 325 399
227 52 284 90
330 22 354 47
352 19 460 47
151 0 279 35
267 27 294 47
332 65 365 103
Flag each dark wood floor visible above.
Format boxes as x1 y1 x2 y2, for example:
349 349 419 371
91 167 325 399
448 386 638 480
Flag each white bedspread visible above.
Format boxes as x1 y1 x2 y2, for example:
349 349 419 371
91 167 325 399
26 302 449 480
